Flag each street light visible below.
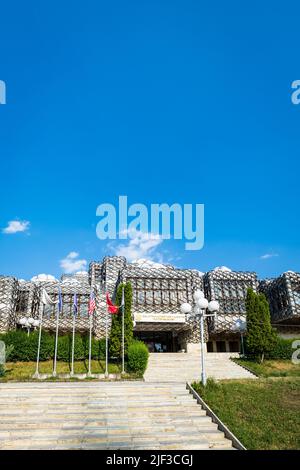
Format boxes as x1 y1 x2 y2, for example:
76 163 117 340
234 318 246 356
180 290 220 386
18 317 40 336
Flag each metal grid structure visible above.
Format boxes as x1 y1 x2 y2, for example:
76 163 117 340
203 268 258 336
259 271 300 324
123 260 205 344
89 256 127 339
1 257 299 346
38 275 92 333
0 276 19 333
89 257 205 344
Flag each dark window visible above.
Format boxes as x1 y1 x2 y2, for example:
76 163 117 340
206 341 213 352
216 341 226 352
229 341 239 352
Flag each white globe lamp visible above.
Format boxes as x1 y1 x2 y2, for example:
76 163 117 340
180 303 192 315
235 318 246 331
208 300 220 313
197 297 209 309
193 290 204 302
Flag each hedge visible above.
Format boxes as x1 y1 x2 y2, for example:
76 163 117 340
0 330 106 362
266 337 300 360
127 340 149 375
245 337 300 361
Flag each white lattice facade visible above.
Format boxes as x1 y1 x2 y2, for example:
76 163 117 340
1 258 299 351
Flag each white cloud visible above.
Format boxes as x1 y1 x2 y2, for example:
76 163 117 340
2 220 30 234
213 266 232 272
31 274 57 283
132 258 167 269
260 253 279 260
60 252 87 274
191 269 205 276
112 230 163 262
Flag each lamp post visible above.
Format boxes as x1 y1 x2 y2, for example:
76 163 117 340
19 317 40 336
180 290 219 386
235 318 246 356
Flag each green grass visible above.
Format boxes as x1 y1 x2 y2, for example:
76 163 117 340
0 360 137 381
192 377 300 450
234 358 300 377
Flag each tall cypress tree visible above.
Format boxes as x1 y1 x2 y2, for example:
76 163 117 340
245 288 277 363
109 282 133 358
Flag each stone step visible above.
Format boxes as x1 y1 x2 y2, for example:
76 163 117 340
144 352 256 382
0 382 236 450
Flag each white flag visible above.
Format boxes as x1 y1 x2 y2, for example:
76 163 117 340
120 287 125 308
41 288 57 306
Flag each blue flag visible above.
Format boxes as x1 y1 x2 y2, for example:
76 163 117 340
58 288 63 313
73 293 78 316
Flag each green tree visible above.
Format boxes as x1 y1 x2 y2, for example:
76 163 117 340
246 288 277 363
109 282 133 358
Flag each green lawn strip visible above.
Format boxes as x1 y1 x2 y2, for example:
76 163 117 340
233 358 300 377
192 378 300 450
0 360 137 381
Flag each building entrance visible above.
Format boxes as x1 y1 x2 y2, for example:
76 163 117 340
135 331 178 352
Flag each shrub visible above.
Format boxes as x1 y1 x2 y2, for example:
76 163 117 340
0 343 14 377
245 289 277 362
267 337 300 360
244 337 300 361
192 377 220 395
110 282 134 358
0 330 106 362
127 340 149 375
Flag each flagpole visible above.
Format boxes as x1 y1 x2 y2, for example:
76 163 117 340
105 279 109 378
53 289 61 377
88 312 92 377
105 304 109 377
33 303 44 379
122 286 125 375
70 297 76 377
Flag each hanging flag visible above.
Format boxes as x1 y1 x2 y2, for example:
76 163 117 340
41 288 57 306
101 271 106 295
88 291 96 315
106 292 119 314
73 293 78 316
121 287 125 309
58 288 63 313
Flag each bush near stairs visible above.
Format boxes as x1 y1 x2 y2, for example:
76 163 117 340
127 340 149 375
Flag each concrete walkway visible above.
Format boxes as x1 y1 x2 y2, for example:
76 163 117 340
0 382 234 450
144 352 256 382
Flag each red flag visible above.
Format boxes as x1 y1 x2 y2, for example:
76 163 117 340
106 293 119 314
88 292 96 315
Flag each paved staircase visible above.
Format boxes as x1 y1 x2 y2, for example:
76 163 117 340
144 352 256 382
0 382 235 450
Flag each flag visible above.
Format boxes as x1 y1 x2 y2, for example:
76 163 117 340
106 292 119 314
41 288 57 306
88 292 96 315
58 288 63 313
121 287 125 309
101 271 106 295
73 293 78 316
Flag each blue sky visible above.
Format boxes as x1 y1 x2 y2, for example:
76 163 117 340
0 0 299 280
